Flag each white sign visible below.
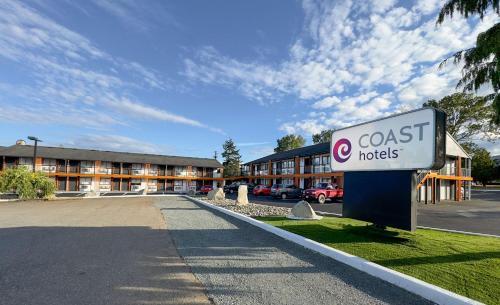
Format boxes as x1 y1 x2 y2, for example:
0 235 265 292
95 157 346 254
330 108 444 171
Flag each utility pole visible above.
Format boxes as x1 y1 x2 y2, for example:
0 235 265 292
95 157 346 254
28 136 42 172
214 151 218 160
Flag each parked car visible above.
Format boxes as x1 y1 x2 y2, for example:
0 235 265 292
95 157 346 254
303 183 343 204
271 184 303 200
199 185 214 194
224 182 255 193
253 184 271 196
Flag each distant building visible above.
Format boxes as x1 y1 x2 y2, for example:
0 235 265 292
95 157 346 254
0 142 223 194
228 133 472 202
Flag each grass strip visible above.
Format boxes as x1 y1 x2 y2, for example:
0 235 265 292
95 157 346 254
257 216 500 305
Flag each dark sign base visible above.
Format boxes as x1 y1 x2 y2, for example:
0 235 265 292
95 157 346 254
343 170 417 232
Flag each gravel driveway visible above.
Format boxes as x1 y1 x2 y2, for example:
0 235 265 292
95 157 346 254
157 197 431 305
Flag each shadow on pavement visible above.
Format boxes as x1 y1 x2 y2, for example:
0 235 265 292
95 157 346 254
0 226 211 305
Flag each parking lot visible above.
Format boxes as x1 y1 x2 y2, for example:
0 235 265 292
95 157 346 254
0 196 431 305
0 197 212 305
226 190 500 236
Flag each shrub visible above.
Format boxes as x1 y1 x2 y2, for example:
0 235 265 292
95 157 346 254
0 166 56 199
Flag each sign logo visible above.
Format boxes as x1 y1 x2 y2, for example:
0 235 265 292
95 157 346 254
332 138 352 163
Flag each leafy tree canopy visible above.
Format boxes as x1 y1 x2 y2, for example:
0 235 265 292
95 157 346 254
221 138 241 177
470 147 496 185
0 166 56 199
312 129 334 144
274 135 306 153
423 93 498 142
437 0 500 124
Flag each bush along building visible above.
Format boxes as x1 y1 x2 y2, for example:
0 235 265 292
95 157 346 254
228 133 472 203
0 141 223 194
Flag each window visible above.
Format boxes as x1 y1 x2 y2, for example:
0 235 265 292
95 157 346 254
41 159 56 173
99 162 112 174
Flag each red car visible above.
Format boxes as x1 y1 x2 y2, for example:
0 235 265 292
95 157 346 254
303 183 343 204
253 185 271 196
200 185 214 194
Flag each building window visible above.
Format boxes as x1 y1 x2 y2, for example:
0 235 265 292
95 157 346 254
131 178 142 191
42 159 56 173
282 160 295 175
79 177 92 192
148 179 157 192
99 178 111 191
131 164 144 175
18 157 33 171
99 162 112 174
80 161 94 174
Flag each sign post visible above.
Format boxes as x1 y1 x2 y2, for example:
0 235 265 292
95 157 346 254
331 108 446 231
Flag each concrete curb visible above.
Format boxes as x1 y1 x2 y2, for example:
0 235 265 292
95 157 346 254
417 226 500 238
186 196 484 305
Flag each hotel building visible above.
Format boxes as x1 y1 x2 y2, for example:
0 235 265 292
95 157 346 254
230 133 472 203
0 142 223 194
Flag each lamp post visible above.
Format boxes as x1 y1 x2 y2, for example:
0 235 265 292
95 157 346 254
27 136 42 173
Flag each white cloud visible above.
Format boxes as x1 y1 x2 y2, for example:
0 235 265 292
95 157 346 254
90 0 181 32
182 0 497 140
312 96 341 109
64 134 167 154
0 1 222 134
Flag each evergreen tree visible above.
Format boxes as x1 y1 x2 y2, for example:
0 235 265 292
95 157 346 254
274 135 306 153
221 139 241 177
437 0 500 124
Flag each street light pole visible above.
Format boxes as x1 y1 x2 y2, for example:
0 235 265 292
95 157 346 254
27 136 42 173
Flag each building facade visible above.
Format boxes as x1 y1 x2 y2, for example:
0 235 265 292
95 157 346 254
0 143 223 194
231 142 344 190
230 133 472 202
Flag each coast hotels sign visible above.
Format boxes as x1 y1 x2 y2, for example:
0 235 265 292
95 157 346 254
331 108 446 231
331 108 446 172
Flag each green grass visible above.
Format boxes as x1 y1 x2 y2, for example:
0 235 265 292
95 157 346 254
257 216 500 305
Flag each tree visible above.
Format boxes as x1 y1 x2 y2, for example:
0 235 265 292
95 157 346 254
470 148 496 185
423 93 498 142
312 129 334 144
221 139 241 177
437 0 500 124
0 167 56 199
274 135 306 153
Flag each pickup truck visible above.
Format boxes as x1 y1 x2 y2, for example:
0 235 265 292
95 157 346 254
303 183 343 204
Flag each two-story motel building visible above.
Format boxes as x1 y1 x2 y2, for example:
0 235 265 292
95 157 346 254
230 133 473 203
0 141 223 194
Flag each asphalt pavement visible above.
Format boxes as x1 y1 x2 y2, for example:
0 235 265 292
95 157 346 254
226 189 500 235
0 198 212 305
157 196 431 305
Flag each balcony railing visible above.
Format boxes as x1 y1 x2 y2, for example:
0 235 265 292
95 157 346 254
67 166 79 173
41 165 57 173
131 169 145 175
313 165 331 173
99 168 112 175
254 170 269 176
300 165 312 174
122 168 131 175
438 167 456 176
461 168 471 177
80 167 94 174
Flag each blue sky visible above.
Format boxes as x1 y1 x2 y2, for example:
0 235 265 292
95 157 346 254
0 0 498 161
